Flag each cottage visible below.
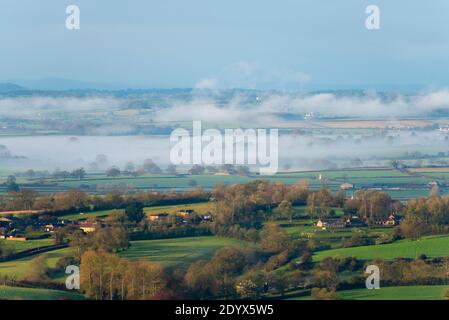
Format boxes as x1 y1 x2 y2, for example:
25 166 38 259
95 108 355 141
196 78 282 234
316 218 346 230
149 212 170 222
79 221 99 233
316 218 327 229
383 214 398 226
176 209 195 218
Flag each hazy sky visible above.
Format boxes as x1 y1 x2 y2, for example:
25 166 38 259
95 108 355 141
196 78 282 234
1 0 449 90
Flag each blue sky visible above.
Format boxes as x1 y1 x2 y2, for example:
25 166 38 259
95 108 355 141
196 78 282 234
1 0 449 90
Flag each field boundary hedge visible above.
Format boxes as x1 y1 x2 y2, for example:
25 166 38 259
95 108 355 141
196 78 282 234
0 243 68 262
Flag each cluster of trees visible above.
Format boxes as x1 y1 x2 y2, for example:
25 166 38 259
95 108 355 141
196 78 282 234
343 190 400 223
183 223 308 299
211 180 310 228
306 188 345 218
304 255 449 300
68 227 130 260
399 196 449 239
369 257 449 286
80 249 167 300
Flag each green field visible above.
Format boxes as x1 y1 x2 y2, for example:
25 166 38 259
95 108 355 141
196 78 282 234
292 285 448 300
313 234 449 262
60 202 212 221
60 209 121 221
0 238 54 253
0 285 84 300
120 236 252 268
143 202 212 215
0 248 70 279
337 285 448 300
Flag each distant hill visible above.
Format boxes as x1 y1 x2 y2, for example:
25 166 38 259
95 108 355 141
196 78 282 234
0 82 26 92
13 78 128 91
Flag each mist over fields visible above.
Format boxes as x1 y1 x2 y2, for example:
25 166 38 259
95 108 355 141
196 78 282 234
2 89 449 172
2 89 449 121
1 130 449 172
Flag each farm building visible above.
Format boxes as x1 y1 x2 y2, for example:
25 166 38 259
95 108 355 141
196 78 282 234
79 221 100 233
149 212 170 222
176 209 195 218
383 214 399 226
316 218 346 230
373 214 399 226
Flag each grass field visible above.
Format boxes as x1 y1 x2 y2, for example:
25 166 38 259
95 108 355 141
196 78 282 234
337 285 448 300
143 202 212 215
60 209 117 220
0 238 54 253
120 236 253 268
0 248 70 279
292 285 448 300
313 234 449 262
0 285 84 300
60 202 212 221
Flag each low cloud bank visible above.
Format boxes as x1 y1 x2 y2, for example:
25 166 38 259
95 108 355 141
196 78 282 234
154 90 449 123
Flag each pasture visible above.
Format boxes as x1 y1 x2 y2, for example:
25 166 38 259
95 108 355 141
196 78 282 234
313 234 449 262
292 285 447 300
0 248 70 279
60 202 212 221
0 238 54 253
0 285 84 300
337 285 447 300
120 236 253 268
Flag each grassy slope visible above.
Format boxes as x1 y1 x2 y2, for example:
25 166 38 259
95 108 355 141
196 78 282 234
292 285 448 300
120 236 252 268
0 248 70 279
1 238 54 252
313 234 449 262
337 285 447 300
0 285 84 300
